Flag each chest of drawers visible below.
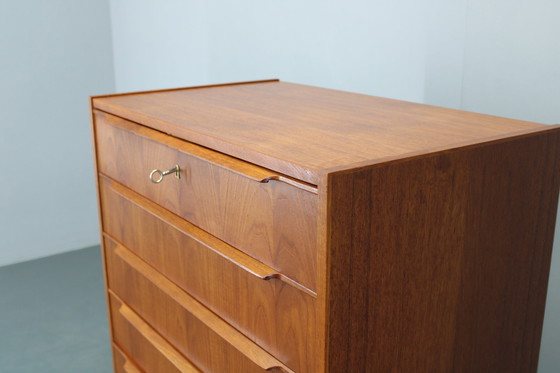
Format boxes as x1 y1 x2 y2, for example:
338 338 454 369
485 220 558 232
91 80 560 373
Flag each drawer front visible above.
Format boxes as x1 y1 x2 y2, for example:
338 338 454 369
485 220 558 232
104 237 294 373
113 346 142 373
110 294 200 373
100 176 316 373
94 110 318 291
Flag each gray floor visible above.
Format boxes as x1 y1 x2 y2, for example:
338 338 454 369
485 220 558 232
0 246 112 373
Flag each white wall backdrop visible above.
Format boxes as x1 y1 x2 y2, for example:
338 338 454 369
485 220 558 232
108 1 560 372
461 0 560 124
0 0 114 266
110 0 431 101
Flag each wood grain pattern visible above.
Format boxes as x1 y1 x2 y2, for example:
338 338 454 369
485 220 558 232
99 176 316 372
110 294 200 372
95 110 318 290
92 81 551 184
104 237 294 373
325 129 560 373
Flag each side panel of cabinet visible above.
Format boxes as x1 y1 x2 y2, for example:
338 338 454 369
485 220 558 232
325 129 560 372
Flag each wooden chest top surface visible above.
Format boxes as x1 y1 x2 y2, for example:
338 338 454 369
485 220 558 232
93 80 555 184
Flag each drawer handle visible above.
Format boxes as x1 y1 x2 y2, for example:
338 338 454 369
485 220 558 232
122 360 141 373
118 300 201 372
149 164 180 183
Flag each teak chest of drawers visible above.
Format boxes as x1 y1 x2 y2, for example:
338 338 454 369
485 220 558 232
91 80 560 373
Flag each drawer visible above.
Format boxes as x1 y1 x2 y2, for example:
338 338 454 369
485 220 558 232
100 176 316 373
112 345 142 373
103 236 294 373
94 110 318 291
110 297 200 373
110 294 200 373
